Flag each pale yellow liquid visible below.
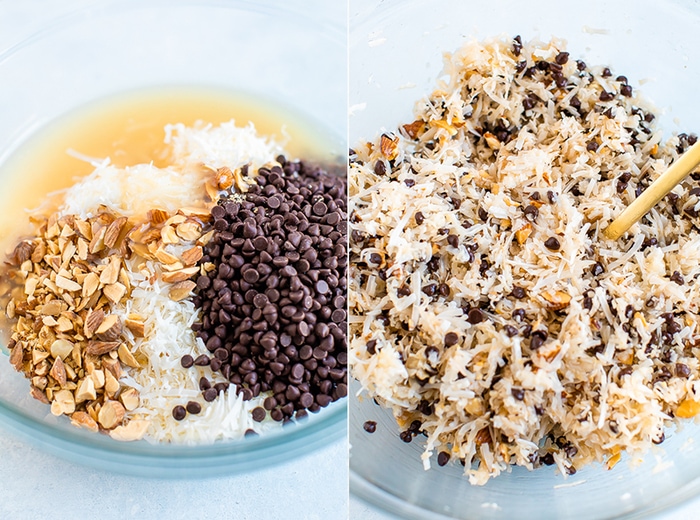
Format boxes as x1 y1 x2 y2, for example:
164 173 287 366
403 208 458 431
0 85 343 245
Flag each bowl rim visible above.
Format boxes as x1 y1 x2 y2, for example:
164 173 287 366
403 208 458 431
0 0 348 476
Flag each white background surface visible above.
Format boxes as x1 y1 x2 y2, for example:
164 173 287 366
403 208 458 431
0 1 348 520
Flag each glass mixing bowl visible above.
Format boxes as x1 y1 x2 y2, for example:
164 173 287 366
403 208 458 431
349 0 700 517
0 0 347 478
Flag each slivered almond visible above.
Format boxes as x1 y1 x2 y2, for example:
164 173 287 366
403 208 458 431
30 386 50 404
147 208 169 225
99 256 121 285
169 280 196 301
118 344 140 368
155 248 180 265
216 166 234 190
483 132 501 150
55 275 81 292
380 133 399 161
542 290 572 310
104 369 120 398
165 215 187 227
402 120 425 139
179 206 211 219
197 230 215 247
9 343 24 371
98 400 125 429
50 339 74 359
81 272 100 299
103 216 128 249
56 316 73 332
161 266 199 283
125 317 145 338
181 246 203 267
103 282 126 304
176 221 202 241
49 356 67 387
515 223 532 244
96 314 122 341
88 226 106 254
41 299 64 316
75 220 92 240
119 387 140 411
86 341 120 356
109 419 149 442
85 309 105 338
75 376 97 403
161 226 180 244
71 411 99 432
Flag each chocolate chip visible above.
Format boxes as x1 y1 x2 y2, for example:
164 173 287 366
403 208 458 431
415 211 425 225
670 271 685 285
512 308 526 322
186 401 201 415
511 286 526 299
523 205 538 222
676 363 691 378
599 91 613 102
602 67 612 77
621 84 633 97
555 51 569 65
511 388 525 400
180 355 194 368
252 407 266 422
447 234 459 248
591 262 605 276
172 405 186 421
467 308 486 324
374 160 386 175
437 451 450 466
363 420 377 433
544 237 561 251
444 332 459 347
505 325 518 337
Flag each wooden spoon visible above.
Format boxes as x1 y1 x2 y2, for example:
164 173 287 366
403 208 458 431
604 140 700 240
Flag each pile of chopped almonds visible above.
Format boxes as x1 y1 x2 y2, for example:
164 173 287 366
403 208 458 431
1 203 211 441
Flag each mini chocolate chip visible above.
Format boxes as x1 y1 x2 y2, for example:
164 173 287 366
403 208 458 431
447 234 459 248
467 308 486 324
591 262 604 276
670 271 685 285
172 405 186 421
523 205 538 222
621 85 633 97
252 407 267 422
586 141 598 152
511 388 525 400
511 286 526 299
415 211 425 225
444 332 459 347
399 430 413 443
544 237 561 251
203 387 218 402
180 355 194 368
363 420 377 433
186 401 201 415
512 308 526 322
505 325 518 337
676 363 691 378
602 67 612 77
555 51 569 65
374 160 386 175
599 91 613 102
437 451 450 466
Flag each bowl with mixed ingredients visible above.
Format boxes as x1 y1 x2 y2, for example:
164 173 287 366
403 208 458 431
0 0 347 477
349 0 700 517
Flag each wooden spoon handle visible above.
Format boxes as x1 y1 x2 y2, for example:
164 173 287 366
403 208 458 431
604 140 700 240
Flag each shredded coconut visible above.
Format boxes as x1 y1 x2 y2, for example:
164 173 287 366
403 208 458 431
349 36 700 484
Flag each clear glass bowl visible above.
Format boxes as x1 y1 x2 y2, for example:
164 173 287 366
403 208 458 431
0 0 347 478
349 0 700 518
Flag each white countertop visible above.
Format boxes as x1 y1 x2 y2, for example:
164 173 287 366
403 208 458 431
0 427 347 520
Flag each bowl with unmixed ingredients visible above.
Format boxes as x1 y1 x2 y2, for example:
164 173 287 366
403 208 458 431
349 0 700 518
0 0 347 477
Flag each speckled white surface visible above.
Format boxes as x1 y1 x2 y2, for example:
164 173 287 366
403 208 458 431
0 427 347 520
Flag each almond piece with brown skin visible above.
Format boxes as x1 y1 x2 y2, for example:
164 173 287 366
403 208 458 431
49 356 67 387
86 341 121 356
169 280 196 302
98 400 125 429
71 411 99 432
95 314 122 341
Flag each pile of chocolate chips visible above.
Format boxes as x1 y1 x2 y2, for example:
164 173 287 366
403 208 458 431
189 157 348 421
